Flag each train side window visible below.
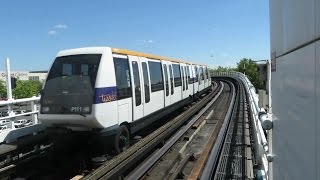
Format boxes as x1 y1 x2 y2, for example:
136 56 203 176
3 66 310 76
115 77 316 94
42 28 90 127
132 61 141 106
113 58 132 100
173 64 182 87
199 67 202 82
206 67 210 80
163 64 169 96
203 67 207 80
194 66 198 82
142 62 150 103
185 66 188 90
169 65 174 95
62 64 72 75
183 66 187 90
149 61 164 92
202 67 205 80
198 67 201 84
187 66 192 84
200 67 203 82
182 66 185 91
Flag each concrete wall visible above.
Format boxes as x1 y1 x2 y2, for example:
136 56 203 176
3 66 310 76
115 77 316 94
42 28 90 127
270 0 320 179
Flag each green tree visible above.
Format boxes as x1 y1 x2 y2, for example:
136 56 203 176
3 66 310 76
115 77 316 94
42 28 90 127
0 80 7 99
13 80 42 99
236 58 263 89
210 66 236 74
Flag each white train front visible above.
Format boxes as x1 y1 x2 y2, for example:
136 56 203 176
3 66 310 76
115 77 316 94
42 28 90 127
39 47 211 152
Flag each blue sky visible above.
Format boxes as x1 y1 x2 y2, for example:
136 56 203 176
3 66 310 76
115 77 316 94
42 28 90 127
0 0 269 71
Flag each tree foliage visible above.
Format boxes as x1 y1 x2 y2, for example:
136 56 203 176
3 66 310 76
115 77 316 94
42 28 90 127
236 58 264 89
0 80 7 99
210 66 236 74
210 58 264 90
13 80 42 99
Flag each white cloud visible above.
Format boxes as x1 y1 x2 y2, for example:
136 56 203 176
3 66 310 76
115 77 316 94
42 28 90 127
48 24 68 36
54 24 68 29
136 39 155 45
48 30 57 35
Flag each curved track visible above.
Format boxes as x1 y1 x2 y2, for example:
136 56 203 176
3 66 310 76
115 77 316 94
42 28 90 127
0 78 254 180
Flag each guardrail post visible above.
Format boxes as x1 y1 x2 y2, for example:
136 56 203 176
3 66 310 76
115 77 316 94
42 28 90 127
31 96 38 124
5 58 16 129
6 58 13 100
8 110 16 130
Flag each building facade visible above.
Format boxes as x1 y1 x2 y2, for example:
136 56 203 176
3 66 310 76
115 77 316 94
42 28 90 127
0 71 47 83
270 0 320 179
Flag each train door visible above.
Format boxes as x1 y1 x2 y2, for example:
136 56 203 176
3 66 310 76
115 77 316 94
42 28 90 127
207 67 211 85
202 66 206 89
128 56 143 121
205 67 209 87
193 65 199 93
186 65 192 97
203 66 208 88
113 54 133 124
171 63 182 104
162 61 171 107
181 64 187 99
168 64 176 104
140 57 152 116
148 60 165 113
167 62 172 105
199 66 205 91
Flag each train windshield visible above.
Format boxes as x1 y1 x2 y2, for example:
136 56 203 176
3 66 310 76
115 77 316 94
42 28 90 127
40 54 101 114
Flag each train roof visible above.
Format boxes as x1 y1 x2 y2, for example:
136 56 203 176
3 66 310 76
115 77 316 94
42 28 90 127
57 47 207 66
111 48 190 64
112 48 207 66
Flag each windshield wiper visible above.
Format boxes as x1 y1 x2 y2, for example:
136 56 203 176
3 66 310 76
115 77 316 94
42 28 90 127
79 113 86 117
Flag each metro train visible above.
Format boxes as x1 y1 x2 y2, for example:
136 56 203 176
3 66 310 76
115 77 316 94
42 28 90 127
39 47 211 153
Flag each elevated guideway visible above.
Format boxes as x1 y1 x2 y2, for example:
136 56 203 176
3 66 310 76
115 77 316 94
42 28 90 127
0 71 272 180
212 72 272 180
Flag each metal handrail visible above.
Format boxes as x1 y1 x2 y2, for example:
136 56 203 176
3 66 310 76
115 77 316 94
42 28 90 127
0 96 40 130
0 58 41 131
0 58 44 144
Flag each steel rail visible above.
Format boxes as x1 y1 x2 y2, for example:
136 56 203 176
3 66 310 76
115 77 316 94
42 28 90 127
200 80 237 180
212 79 251 179
83 82 223 180
126 83 224 180
187 81 232 180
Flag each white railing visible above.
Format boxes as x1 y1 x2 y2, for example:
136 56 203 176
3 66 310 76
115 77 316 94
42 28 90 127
0 96 44 144
213 71 272 180
0 96 41 129
0 58 44 143
1 58 41 130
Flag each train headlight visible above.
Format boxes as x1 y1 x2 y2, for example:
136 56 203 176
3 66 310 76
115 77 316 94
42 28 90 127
83 106 90 113
42 107 50 112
